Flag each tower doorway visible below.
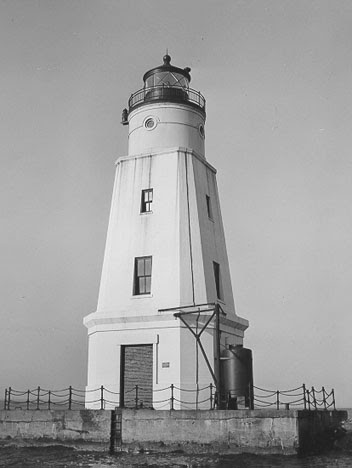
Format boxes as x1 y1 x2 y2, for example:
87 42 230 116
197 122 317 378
120 344 153 408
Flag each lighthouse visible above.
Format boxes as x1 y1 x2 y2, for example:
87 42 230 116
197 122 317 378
84 55 250 410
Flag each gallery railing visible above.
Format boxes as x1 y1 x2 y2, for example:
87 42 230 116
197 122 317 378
3 383 336 411
128 85 206 112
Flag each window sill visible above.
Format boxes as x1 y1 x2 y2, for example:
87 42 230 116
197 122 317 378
131 294 153 299
140 211 153 216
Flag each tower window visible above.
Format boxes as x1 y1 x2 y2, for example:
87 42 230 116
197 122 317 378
141 189 153 213
133 256 152 295
206 195 213 219
213 261 223 300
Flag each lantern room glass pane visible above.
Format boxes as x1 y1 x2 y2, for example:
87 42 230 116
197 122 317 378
145 72 189 89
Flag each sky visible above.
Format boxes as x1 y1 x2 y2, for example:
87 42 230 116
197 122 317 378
1 0 351 407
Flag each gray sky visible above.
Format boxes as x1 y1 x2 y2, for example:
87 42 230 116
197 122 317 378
1 0 351 407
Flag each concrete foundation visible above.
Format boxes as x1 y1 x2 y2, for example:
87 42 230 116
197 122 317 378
0 409 347 455
0 410 110 449
120 409 299 454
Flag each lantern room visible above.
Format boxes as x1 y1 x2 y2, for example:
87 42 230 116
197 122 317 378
124 54 206 119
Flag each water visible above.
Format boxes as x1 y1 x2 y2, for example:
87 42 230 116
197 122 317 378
0 447 351 468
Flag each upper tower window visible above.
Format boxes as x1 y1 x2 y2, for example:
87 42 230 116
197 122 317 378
141 189 153 213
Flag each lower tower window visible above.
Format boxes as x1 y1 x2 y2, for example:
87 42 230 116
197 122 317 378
133 256 152 295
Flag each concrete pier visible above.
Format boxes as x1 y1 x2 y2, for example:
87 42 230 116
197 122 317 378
0 409 347 455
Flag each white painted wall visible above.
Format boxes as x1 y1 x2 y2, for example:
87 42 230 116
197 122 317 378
128 103 205 157
95 150 182 315
84 99 249 409
85 317 182 409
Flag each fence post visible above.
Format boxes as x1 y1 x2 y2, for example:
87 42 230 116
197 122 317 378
209 383 213 410
306 389 311 410
332 389 336 410
8 387 11 410
36 386 40 410
276 390 280 410
27 390 30 410
322 387 326 410
170 384 174 411
4 389 7 410
68 386 72 410
100 385 104 410
311 387 317 410
302 384 306 410
48 391 51 410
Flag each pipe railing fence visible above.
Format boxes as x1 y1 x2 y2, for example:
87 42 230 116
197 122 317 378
253 384 336 411
3 383 336 411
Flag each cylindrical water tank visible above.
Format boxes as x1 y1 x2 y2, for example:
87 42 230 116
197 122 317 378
221 346 253 406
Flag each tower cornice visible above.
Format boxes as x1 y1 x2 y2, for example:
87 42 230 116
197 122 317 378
115 147 217 174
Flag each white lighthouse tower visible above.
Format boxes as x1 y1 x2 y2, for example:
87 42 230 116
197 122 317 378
84 55 250 409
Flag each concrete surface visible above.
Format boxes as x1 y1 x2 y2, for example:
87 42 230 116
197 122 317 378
0 410 110 448
0 408 347 455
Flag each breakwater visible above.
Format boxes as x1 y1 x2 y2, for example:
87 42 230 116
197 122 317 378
0 409 347 455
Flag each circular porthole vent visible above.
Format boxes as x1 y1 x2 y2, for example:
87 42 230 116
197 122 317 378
144 116 157 130
199 124 205 138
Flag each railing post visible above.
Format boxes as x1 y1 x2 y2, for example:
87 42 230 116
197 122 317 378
276 390 280 410
68 386 72 410
306 389 311 410
135 385 139 409
209 383 213 410
48 391 51 410
27 390 30 410
302 384 306 410
100 385 104 410
332 389 336 410
4 389 7 410
8 387 11 410
311 387 317 410
170 384 174 411
36 386 40 410
322 387 327 410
